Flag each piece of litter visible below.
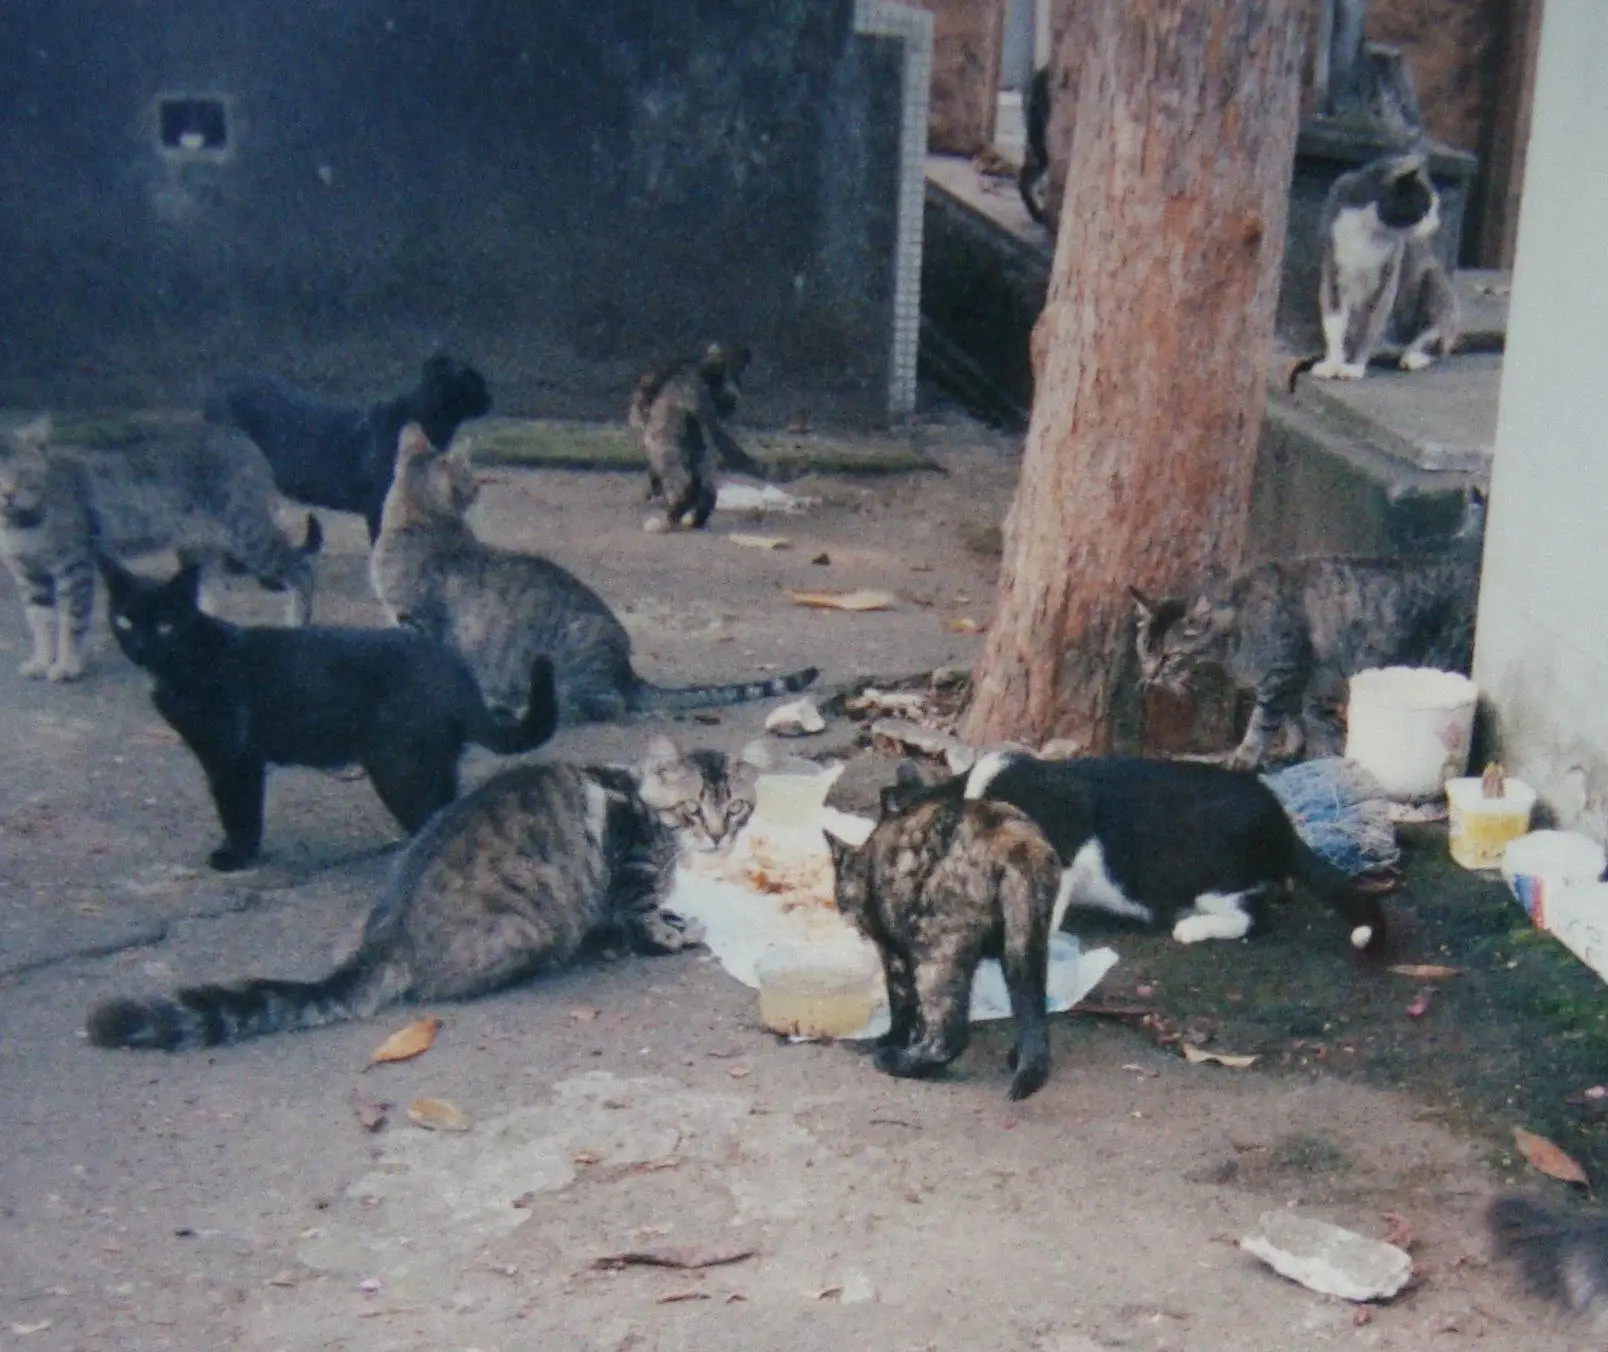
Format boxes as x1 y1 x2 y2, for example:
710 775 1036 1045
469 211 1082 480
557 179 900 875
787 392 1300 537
786 588 897 612
406 1098 472 1132
1405 993 1432 1019
729 533 791 551
358 1277 386 1294
11 1322 52 1336
1586 1085 1608 1101
1512 1126 1591 1188
717 484 815 515
1240 1210 1413 1302
591 1245 758 1272
764 698 825 737
1182 1044 1258 1069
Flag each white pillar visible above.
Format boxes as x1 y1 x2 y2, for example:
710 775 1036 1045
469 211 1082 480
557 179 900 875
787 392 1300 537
1474 0 1608 832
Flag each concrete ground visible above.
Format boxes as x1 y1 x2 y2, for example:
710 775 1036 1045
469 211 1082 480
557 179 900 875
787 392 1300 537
0 417 1588 1351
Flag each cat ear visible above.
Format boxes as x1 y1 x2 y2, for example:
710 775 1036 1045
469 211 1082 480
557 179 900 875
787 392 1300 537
737 738 773 772
640 733 681 769
396 422 433 461
821 828 856 874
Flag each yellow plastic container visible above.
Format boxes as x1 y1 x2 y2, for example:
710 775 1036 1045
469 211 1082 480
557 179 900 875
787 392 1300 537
755 944 881 1039
1445 776 1538 870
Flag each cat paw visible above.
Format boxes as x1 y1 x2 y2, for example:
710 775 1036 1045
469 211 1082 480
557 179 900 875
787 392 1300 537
1008 1058 1049 1101
208 844 259 873
1308 359 1345 380
18 656 50 679
1399 350 1434 372
1336 362 1367 380
46 658 84 683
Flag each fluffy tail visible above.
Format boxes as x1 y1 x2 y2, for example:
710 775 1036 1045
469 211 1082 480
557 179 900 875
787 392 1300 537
1489 1194 1608 1319
633 664 819 714
86 948 404 1052
471 654 559 755
1288 832 1388 953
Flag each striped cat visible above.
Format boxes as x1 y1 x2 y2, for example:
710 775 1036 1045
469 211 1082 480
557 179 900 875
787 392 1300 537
86 735 766 1050
0 416 320 682
369 423 817 724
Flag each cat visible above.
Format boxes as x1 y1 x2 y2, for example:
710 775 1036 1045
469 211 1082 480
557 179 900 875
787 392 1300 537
85 735 766 1050
1294 152 1460 382
627 341 766 533
205 352 491 543
882 751 1387 953
824 792 1064 1100
1488 1194 1608 1332
0 415 320 683
1131 487 1484 770
1018 67 1051 225
99 553 557 871
370 423 818 725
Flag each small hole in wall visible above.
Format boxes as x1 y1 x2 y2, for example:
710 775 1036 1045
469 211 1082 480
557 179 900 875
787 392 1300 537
157 96 229 155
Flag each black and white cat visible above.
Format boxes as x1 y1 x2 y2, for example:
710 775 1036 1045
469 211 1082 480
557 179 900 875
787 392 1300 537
883 752 1387 953
1299 152 1460 382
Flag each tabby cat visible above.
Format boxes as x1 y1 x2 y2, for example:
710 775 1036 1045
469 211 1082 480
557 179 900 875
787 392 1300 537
1489 1194 1608 1332
628 341 765 533
370 423 817 724
86 736 765 1049
882 751 1387 953
0 416 320 682
100 554 556 871
206 352 492 542
825 792 1062 1100
1296 152 1460 382
1131 492 1484 770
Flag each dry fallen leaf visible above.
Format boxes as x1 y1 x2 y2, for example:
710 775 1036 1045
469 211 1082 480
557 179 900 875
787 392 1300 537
592 1244 758 1272
567 1006 601 1023
370 1015 442 1065
1388 964 1462 980
1513 1126 1591 1188
629 1155 682 1174
786 588 897 612
729 533 791 551
1405 992 1433 1018
656 1290 712 1304
945 617 983 634
727 1065 752 1079
10 1322 52 1336
406 1098 472 1133
1181 1044 1259 1069
573 1150 602 1165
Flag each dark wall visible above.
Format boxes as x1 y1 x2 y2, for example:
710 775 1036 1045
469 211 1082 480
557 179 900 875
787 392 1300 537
0 0 903 424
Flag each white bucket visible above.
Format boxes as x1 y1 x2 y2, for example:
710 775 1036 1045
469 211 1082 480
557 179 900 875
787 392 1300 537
1344 666 1478 800
1500 830 1607 923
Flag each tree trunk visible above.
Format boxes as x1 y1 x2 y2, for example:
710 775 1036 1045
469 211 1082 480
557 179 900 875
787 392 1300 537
962 0 1306 751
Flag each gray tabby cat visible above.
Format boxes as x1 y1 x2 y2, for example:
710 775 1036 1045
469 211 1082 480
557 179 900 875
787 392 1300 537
370 423 817 724
1131 492 1483 770
1301 152 1460 381
1489 1194 1608 1334
627 341 765 533
824 792 1064 1101
0 416 319 682
86 735 766 1050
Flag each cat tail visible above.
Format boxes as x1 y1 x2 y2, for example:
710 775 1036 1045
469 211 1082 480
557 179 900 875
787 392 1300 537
471 655 559 755
1488 1193 1608 1320
710 424 773 481
632 664 820 713
85 947 407 1052
1288 833 1388 954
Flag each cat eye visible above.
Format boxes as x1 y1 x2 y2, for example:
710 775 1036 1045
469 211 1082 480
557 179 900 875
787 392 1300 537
155 621 174 637
112 615 133 631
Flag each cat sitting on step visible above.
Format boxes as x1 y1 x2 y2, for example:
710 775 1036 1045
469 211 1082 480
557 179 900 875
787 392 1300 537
100 553 556 871
86 736 765 1050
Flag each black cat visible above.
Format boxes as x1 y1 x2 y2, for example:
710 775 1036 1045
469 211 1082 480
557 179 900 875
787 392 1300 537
881 752 1387 953
99 554 556 871
204 353 492 543
1018 67 1051 224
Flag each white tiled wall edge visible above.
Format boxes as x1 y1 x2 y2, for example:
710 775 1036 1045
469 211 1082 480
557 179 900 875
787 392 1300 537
854 1 932 418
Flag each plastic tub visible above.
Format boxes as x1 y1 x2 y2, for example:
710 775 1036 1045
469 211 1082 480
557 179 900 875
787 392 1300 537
1445 776 1538 870
1344 667 1477 800
755 943 881 1039
1500 830 1607 924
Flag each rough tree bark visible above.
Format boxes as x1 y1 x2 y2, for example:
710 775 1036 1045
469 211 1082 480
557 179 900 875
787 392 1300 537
962 0 1307 750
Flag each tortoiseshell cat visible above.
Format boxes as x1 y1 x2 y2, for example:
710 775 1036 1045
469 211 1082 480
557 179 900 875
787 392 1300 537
100 554 556 871
86 736 766 1049
825 792 1063 1100
627 342 766 532
370 424 816 724
1131 490 1484 770
0 416 320 682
